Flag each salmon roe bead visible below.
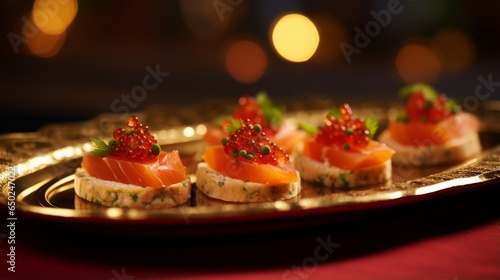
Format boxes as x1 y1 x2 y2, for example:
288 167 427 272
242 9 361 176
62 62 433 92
222 119 289 165
404 91 457 123
231 96 277 136
111 115 159 160
316 104 370 150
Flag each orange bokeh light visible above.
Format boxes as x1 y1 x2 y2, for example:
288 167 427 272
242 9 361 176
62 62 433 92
225 40 267 83
395 44 441 84
432 28 476 74
26 30 66 57
32 0 78 35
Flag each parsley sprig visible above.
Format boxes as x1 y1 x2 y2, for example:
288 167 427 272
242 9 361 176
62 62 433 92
256 91 283 127
364 118 379 138
300 121 318 136
90 138 113 156
225 118 242 134
398 83 438 101
397 83 462 123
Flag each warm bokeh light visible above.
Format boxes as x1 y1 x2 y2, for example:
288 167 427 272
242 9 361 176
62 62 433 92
32 0 78 35
395 44 441 84
225 40 267 83
26 30 66 58
432 28 476 73
271 13 320 63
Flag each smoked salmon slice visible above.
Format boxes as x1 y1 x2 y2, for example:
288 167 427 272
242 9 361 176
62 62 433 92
388 112 479 146
203 121 304 155
81 150 186 189
302 137 395 170
202 145 298 185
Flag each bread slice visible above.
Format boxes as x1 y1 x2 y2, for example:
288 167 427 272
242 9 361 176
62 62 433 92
378 130 481 166
195 162 301 202
74 168 191 208
293 152 392 188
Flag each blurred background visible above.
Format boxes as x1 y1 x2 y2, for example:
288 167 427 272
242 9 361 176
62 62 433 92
1 0 499 134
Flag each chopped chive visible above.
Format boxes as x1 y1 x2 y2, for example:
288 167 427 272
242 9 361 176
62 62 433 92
221 137 229 145
245 154 254 160
340 173 350 188
261 145 271 155
231 149 239 158
342 143 350 150
239 149 248 157
151 144 161 156
253 124 262 133
249 191 257 200
345 127 353 136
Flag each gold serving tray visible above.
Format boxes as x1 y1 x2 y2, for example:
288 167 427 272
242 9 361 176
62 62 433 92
1 99 499 236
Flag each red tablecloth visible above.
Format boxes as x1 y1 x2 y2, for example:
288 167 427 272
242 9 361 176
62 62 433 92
1 184 499 280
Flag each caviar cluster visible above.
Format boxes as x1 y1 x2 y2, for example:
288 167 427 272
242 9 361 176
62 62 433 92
316 104 370 150
231 96 277 136
222 119 289 165
110 115 160 161
402 91 460 123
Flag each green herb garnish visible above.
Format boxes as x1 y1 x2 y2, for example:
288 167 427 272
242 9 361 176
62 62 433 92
446 98 461 114
364 118 379 139
398 83 439 101
225 118 242 134
300 121 318 136
256 91 283 127
396 113 410 123
328 106 342 119
91 138 113 157
215 115 231 128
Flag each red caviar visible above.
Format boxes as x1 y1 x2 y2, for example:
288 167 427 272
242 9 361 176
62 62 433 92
404 91 458 123
229 96 277 136
110 115 159 160
316 104 371 150
222 119 289 165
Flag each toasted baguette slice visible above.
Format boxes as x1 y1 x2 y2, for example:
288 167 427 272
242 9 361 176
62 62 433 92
195 162 301 202
293 152 391 188
378 130 481 166
74 168 191 208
